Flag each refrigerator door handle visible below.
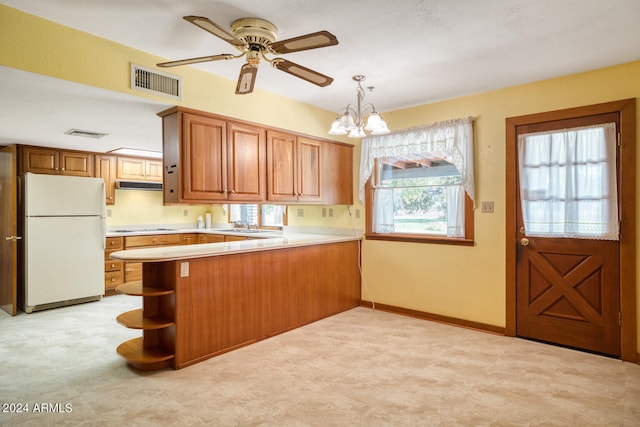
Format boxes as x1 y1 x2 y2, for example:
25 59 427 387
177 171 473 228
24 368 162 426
101 217 106 250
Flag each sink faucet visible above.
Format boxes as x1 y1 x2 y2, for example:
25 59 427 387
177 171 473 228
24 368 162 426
234 220 250 230
248 223 258 231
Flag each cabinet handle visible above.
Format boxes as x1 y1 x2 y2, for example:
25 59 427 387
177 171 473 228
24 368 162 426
231 189 236 194
111 278 115 282
110 263 115 268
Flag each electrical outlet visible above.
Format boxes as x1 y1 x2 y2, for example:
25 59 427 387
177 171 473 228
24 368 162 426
481 201 494 213
328 208 334 217
180 262 189 277
355 209 360 219
106 209 112 217
297 208 304 217
322 208 327 217
183 209 188 216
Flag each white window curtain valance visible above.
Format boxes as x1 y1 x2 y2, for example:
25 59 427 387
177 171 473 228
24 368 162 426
359 117 475 205
518 122 619 240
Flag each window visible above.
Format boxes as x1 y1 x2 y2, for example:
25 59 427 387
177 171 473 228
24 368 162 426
229 204 286 229
360 117 474 244
518 123 619 240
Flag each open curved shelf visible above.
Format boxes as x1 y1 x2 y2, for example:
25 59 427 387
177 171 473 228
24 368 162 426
116 337 174 371
117 309 175 330
115 281 174 297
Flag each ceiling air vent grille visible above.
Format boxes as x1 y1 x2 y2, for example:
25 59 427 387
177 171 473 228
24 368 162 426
131 63 181 100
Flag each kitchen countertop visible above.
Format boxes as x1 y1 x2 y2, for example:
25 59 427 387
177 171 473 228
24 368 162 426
106 226 283 239
108 227 362 263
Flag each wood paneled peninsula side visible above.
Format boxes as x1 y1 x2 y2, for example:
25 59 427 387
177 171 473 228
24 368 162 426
110 229 362 371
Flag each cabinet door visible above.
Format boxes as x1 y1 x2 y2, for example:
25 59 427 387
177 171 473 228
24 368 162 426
266 130 297 202
96 155 117 205
182 113 227 201
146 160 163 182
117 157 146 180
227 121 265 201
60 151 94 177
296 137 321 202
321 142 353 204
20 146 59 174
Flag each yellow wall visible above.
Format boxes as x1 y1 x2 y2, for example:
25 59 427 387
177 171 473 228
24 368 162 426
105 190 216 227
0 5 340 139
362 61 640 338
2 5 638 348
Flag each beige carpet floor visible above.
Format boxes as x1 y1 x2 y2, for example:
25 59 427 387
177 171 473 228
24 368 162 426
1 294 639 426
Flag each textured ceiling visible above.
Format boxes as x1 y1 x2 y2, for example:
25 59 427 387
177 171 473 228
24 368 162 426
1 0 640 153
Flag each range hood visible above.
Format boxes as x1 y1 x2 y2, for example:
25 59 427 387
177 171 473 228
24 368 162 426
115 180 162 191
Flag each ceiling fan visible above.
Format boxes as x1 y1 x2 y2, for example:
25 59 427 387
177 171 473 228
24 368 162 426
157 16 339 94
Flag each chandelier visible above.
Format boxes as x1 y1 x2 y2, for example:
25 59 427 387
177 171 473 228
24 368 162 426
328 75 390 138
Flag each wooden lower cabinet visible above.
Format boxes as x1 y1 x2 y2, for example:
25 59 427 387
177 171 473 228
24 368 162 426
123 234 182 283
104 237 124 294
114 241 361 370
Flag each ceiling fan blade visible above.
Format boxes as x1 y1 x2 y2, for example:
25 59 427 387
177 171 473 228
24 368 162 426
236 63 258 94
183 15 246 47
157 54 235 68
272 59 333 87
270 31 338 54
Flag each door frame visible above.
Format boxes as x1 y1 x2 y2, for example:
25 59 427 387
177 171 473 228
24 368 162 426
0 145 18 315
505 99 636 362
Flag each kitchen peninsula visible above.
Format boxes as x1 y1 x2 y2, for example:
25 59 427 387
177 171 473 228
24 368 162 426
109 229 362 370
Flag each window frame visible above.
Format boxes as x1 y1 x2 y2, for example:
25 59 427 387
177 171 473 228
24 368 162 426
364 173 474 246
228 203 287 230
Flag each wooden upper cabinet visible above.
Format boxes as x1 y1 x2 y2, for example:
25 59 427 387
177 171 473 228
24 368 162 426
96 155 117 205
160 107 266 204
227 121 266 201
145 160 163 182
182 112 228 201
20 146 94 177
60 151 94 177
117 157 162 182
297 137 322 202
267 131 321 203
321 141 353 204
159 105 351 205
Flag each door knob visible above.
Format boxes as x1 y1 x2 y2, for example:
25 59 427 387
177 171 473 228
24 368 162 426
5 236 22 241
520 238 530 246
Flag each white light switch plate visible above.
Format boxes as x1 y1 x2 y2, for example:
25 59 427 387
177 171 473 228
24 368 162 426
180 262 189 277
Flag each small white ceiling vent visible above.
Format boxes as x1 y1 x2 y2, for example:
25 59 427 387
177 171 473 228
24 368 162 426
131 63 182 100
65 128 108 139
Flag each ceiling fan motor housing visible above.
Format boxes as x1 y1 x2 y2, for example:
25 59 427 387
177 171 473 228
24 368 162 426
231 18 278 52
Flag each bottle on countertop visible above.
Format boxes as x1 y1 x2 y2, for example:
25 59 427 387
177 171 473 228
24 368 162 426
197 215 205 229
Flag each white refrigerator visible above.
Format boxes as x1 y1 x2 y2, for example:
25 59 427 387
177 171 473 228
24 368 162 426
22 172 105 313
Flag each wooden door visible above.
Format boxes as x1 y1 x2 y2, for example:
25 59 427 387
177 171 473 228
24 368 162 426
182 113 227 201
0 145 18 315
59 150 94 177
227 121 265 201
266 130 297 201
297 137 322 202
514 113 621 356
